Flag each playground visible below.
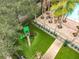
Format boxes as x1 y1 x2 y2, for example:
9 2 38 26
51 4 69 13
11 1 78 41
18 24 54 59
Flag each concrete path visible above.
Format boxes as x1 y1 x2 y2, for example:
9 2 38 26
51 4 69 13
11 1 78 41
42 38 64 59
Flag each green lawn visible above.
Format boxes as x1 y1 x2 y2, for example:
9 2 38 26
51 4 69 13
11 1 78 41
55 46 79 59
19 24 79 59
19 24 55 59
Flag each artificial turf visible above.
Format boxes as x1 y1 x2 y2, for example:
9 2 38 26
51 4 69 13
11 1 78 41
55 46 79 59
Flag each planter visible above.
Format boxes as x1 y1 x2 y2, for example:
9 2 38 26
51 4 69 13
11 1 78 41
73 33 77 37
57 25 62 29
46 15 51 19
71 44 74 47
76 26 79 29
46 12 50 15
54 20 58 23
74 46 77 49
63 20 67 23
41 16 44 19
48 20 52 23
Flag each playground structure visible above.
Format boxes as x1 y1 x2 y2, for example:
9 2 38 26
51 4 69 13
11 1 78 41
18 15 31 46
19 25 31 46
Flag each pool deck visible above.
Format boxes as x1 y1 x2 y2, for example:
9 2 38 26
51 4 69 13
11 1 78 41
34 11 79 46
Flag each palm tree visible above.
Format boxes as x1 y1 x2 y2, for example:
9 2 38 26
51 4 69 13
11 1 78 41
72 26 79 46
42 0 50 13
40 0 44 19
40 0 51 19
62 1 75 23
73 26 79 37
50 0 75 28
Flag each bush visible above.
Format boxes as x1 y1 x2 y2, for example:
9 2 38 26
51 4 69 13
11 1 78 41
64 40 70 47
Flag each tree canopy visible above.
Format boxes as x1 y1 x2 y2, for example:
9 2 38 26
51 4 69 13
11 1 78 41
0 0 40 58
50 0 77 16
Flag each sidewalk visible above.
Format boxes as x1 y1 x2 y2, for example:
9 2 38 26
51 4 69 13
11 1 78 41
42 38 64 59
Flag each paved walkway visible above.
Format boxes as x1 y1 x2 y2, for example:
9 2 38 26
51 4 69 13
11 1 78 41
42 38 64 59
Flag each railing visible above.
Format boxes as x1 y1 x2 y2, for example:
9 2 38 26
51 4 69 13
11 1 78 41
33 20 65 42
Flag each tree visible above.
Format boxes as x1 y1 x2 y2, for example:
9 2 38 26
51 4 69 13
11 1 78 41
0 0 40 59
50 0 75 28
14 0 40 21
40 0 51 19
73 26 79 37
16 0 40 47
0 12 18 59
63 40 70 47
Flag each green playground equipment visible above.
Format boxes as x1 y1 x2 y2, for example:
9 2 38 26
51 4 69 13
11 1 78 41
18 25 30 41
19 34 25 40
18 16 31 46
23 25 30 34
